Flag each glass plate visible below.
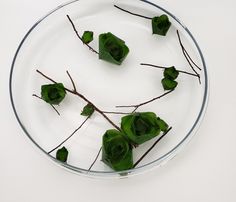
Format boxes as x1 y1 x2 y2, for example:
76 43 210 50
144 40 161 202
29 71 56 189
9 0 208 178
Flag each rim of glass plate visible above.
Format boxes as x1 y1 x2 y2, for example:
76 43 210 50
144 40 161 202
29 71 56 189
9 0 208 177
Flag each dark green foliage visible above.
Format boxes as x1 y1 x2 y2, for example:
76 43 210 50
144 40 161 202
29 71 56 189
102 129 133 171
99 32 129 65
162 66 179 90
56 147 68 162
164 66 179 80
121 112 168 145
82 31 94 44
41 83 66 105
156 117 169 132
161 78 178 90
152 14 171 36
81 103 95 117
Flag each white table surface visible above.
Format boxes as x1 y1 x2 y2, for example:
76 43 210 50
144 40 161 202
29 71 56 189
1 0 235 201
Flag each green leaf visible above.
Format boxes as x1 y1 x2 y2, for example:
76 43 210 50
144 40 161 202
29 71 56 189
121 112 165 145
81 103 95 117
156 117 169 132
99 32 129 65
161 78 178 90
56 147 68 162
152 14 171 36
164 66 179 80
82 31 94 44
41 83 66 105
102 129 133 171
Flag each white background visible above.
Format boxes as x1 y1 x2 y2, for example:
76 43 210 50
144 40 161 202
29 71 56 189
1 0 235 201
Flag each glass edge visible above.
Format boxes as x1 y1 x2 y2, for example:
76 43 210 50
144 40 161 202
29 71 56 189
9 0 209 178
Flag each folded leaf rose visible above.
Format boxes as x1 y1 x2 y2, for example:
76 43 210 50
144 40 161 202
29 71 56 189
152 14 171 36
161 66 179 90
41 83 66 105
161 78 178 90
99 32 129 65
164 66 179 80
102 129 133 171
56 147 68 163
121 112 168 145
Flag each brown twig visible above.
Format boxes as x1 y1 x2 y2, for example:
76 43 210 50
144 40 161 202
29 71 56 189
36 69 121 131
176 30 201 71
66 70 77 92
116 90 174 111
183 49 201 71
102 111 131 115
114 5 152 20
131 106 139 113
133 127 172 168
176 30 201 84
48 116 90 154
87 147 102 172
66 15 99 54
32 94 60 116
140 63 199 77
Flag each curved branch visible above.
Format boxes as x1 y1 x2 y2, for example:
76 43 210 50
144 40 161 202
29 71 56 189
116 90 174 111
102 111 131 115
114 5 152 20
32 94 60 116
140 63 199 77
66 70 77 92
176 30 201 84
133 127 172 168
36 69 121 131
48 116 90 154
66 15 99 54
87 147 102 172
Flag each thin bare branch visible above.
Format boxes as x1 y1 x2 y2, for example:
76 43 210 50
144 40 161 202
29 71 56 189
183 48 202 71
32 94 60 116
36 69 121 131
133 127 172 168
66 70 77 92
102 111 131 115
66 15 99 54
114 5 152 20
140 63 199 77
116 90 173 111
48 116 90 154
87 147 102 172
176 30 201 84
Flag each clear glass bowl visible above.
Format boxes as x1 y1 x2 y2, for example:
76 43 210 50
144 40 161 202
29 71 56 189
9 0 208 178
